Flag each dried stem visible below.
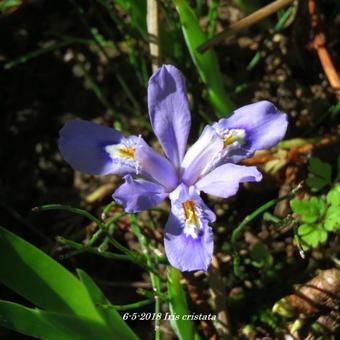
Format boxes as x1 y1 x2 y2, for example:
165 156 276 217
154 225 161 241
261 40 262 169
308 0 340 99
147 0 160 71
198 0 294 53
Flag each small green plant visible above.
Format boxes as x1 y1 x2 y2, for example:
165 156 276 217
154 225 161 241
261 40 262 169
290 184 340 250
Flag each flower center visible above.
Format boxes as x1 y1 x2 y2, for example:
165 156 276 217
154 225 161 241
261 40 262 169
222 129 246 148
182 199 201 239
117 146 135 159
105 144 135 160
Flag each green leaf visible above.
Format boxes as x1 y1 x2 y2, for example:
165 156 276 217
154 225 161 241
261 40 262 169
306 158 332 192
306 176 329 192
167 267 198 340
173 0 235 117
0 226 102 320
308 157 332 179
324 206 340 231
326 184 340 207
249 242 273 268
0 300 113 340
0 227 139 339
297 223 328 249
77 269 138 340
290 197 326 223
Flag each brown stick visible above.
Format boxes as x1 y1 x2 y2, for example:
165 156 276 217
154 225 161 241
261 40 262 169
308 0 340 99
147 0 160 72
198 0 294 53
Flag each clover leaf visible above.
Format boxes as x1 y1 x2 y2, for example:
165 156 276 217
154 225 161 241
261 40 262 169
326 184 340 207
324 206 340 231
297 223 328 249
290 197 326 224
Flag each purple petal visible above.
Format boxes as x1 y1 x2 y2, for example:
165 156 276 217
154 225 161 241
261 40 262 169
112 175 168 213
212 101 288 163
148 65 191 168
181 125 223 186
58 119 140 176
135 144 178 191
195 164 262 198
164 184 215 272
59 119 120 175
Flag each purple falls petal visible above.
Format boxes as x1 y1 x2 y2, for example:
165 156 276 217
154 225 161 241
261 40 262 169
213 101 288 163
135 144 178 191
181 125 223 186
58 119 123 175
195 164 262 198
112 175 168 213
148 65 191 168
164 184 215 272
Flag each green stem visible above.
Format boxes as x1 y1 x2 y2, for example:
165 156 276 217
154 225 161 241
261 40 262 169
99 298 154 310
101 201 116 219
56 236 131 261
129 215 161 340
35 204 158 274
231 183 302 244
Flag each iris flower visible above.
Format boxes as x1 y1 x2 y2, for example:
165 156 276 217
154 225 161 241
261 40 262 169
58 65 288 272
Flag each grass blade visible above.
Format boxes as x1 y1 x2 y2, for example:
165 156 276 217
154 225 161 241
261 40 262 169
167 267 200 340
77 269 139 340
0 226 102 319
0 300 114 340
173 0 235 117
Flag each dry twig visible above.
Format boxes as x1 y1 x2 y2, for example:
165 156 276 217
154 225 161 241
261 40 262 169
197 0 294 53
147 0 160 71
308 0 340 99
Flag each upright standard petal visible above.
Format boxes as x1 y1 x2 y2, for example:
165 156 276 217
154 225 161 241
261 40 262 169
195 163 262 198
148 65 191 168
112 175 169 213
211 101 288 163
164 184 215 272
58 119 141 176
135 144 178 191
181 125 223 186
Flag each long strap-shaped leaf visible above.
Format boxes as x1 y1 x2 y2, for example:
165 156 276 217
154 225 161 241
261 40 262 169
0 226 139 340
0 300 112 340
167 267 201 340
0 226 101 318
77 269 139 340
173 0 235 117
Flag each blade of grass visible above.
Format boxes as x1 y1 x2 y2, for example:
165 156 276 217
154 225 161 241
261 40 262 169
0 226 102 319
167 267 200 340
173 0 235 117
207 0 219 38
77 269 139 340
0 300 113 340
